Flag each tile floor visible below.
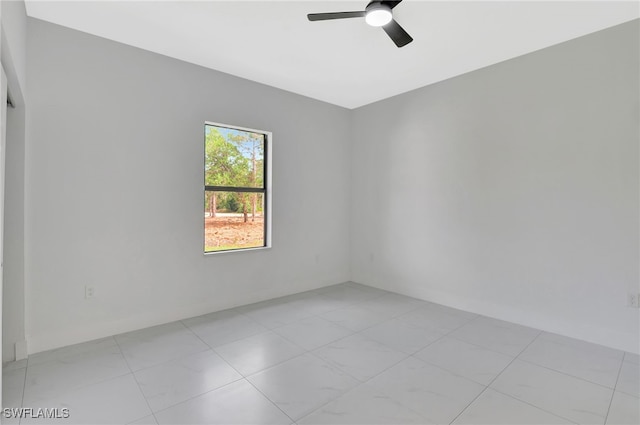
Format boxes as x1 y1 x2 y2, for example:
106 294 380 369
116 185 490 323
2 282 639 424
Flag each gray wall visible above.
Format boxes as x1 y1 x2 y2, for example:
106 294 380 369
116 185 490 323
2 0 27 363
350 20 639 352
25 18 351 353
3 104 26 363
20 15 640 354
1 0 27 97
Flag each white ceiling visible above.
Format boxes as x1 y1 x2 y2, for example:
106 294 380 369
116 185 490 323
25 1 639 109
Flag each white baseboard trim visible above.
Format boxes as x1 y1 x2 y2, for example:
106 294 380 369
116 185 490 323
25 278 347 355
355 280 640 355
15 340 28 360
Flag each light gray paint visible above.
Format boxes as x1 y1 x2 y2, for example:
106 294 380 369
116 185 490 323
350 20 639 352
25 18 351 353
21 1 640 109
3 104 26 363
1 0 27 363
1 0 27 101
21 16 640 354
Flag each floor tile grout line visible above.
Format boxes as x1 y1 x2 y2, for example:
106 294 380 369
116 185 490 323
146 376 249 419
183 303 270 329
236 296 366 333
488 387 581 424
444 329 535 357
293 310 427 380
442 316 544 350
20 368 133 409
314 297 467 338
304 378 433 425
195 300 409 379
180 319 302 422
484 330 598 425
290 374 371 424
603 352 626 425
112 335 160 425
249 347 363 413
148 375 248 422
269 290 422 420
121 342 214 375
358 331 449 358
17 287 472 421
180 319 268 351
333 338 418 383
139 324 248 416
407 351 497 388
215 321 387 384
235 312 404 382
346 300 425 320
19 357 27 409
188 284 364 332
230 316 420 423
533 332 627 356
14 357 28 425
292 356 435 425
11 282 628 425
516 356 621 391
319 331 485 424
17 338 115 371
324 345 452 423
227 293 428 355
621 351 640 366
19 370 138 419
614 388 640 399
212 334 310 378
115 321 213 375
447 328 543 425
616 352 640 399
363 312 482 358
312 345 410 385
6 299 534 425
271 326 353 354
181 287 448 357
183 320 298 423
127 374 159 424
445 317 625 371
178 320 272 379
440 333 511 353
243 377 298 424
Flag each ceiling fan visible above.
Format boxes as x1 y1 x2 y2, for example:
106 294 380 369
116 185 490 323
307 0 413 48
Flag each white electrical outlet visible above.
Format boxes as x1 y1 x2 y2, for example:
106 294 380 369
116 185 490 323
85 286 95 299
628 293 640 308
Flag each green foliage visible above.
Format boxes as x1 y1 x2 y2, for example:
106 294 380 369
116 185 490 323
221 193 240 212
204 126 265 215
205 128 246 187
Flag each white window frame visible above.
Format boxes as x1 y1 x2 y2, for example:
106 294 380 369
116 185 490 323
204 121 272 255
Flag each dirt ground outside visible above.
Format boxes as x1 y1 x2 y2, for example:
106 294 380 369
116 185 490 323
204 214 264 251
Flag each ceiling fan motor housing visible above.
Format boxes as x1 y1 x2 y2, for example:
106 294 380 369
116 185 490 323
365 2 393 27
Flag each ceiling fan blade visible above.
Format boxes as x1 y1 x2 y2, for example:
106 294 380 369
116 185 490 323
382 19 413 47
307 11 366 21
381 1 404 9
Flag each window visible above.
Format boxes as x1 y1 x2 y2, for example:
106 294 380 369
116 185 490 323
204 122 270 253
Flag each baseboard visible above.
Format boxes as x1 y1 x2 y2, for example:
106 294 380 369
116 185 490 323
25 278 347 355
355 280 640 355
15 340 28 360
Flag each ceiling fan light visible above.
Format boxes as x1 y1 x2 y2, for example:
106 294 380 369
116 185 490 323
365 5 392 27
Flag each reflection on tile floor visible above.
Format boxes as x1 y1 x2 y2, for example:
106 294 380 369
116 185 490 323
3 282 639 424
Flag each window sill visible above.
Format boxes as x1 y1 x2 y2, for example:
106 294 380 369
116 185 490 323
204 246 271 256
